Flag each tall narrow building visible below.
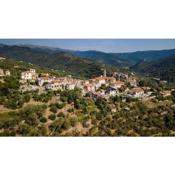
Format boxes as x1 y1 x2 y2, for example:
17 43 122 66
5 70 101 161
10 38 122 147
104 68 106 77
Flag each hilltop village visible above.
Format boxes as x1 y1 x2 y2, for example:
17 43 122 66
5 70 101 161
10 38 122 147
0 57 171 103
1 57 175 136
19 67 148 99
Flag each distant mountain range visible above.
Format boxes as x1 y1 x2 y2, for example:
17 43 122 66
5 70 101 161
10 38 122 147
16 44 130 67
1 43 175 81
0 44 116 78
72 49 175 66
15 44 175 66
70 50 131 67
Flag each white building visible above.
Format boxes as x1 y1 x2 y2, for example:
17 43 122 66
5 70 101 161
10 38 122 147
5 70 11 76
0 69 4 77
0 57 6 60
45 82 62 91
21 71 32 80
111 80 125 89
128 87 144 98
29 69 36 74
0 69 10 77
83 84 96 93
127 78 137 87
21 69 37 80
37 77 53 86
66 83 76 90
95 76 106 85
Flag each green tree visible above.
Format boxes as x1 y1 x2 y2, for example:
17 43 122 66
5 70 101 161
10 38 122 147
50 106 58 113
49 114 56 121
57 112 65 118
40 117 47 123
95 98 109 116
164 113 175 130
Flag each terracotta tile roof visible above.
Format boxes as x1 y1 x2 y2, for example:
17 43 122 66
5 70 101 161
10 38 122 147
129 87 144 94
115 80 125 85
95 76 106 80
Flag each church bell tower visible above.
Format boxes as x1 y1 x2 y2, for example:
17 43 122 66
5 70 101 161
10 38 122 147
104 68 106 77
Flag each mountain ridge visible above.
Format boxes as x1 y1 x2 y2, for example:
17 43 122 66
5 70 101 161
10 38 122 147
0 44 117 78
2 43 175 65
131 54 175 82
1 43 175 81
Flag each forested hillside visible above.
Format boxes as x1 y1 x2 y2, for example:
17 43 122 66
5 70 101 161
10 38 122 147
0 45 116 78
132 55 175 82
115 49 175 62
71 50 131 67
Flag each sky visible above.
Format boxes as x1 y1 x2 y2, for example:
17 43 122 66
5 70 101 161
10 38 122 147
1 39 175 53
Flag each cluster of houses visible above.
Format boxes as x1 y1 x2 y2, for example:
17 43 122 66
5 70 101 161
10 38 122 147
0 57 6 61
0 57 170 101
20 68 146 99
0 68 11 77
127 87 144 98
21 69 38 81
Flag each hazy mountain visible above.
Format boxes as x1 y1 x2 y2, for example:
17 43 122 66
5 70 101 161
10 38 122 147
131 55 175 82
69 48 175 67
18 45 131 67
1 43 175 81
70 50 132 67
72 48 175 67
17 44 70 53
114 49 175 62
0 44 116 78
19 44 175 66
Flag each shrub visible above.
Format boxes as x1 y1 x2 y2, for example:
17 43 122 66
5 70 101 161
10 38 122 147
23 94 31 103
40 117 47 123
82 120 90 128
70 117 78 127
56 103 65 109
62 119 71 130
57 112 65 118
49 114 56 121
50 106 58 113
67 108 74 113
38 125 48 135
